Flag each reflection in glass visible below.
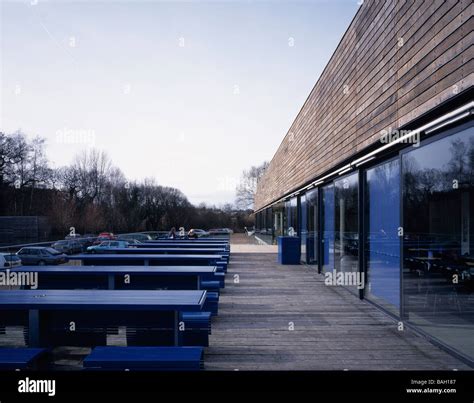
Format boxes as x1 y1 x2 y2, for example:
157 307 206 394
257 208 273 245
365 159 400 313
273 201 286 241
300 195 307 261
306 188 318 265
403 125 474 361
321 184 334 273
286 197 298 236
335 173 359 290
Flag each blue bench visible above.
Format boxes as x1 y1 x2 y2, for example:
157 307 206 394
203 292 219 316
83 346 204 371
179 312 211 346
0 290 206 348
216 262 227 273
208 271 225 288
0 348 48 370
200 280 221 293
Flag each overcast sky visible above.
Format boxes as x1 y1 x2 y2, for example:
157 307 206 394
0 0 358 205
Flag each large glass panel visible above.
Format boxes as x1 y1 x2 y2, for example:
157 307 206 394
300 195 307 261
273 201 286 242
321 184 334 273
258 208 273 245
402 124 474 361
335 173 359 291
365 159 400 314
306 188 318 265
286 197 298 236
255 212 262 231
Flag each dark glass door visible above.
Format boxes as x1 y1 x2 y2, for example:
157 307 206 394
365 159 400 314
321 184 334 273
306 188 318 265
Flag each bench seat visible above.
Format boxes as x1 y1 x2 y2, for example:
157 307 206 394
203 291 219 316
200 280 221 293
83 346 204 371
0 348 48 370
179 311 211 346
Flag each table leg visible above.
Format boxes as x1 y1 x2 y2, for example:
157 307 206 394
28 309 40 347
108 274 115 290
174 310 179 346
144 259 149 266
197 275 201 290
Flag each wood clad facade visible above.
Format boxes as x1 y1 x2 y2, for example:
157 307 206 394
254 0 474 210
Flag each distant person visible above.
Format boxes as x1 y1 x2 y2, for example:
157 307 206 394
168 227 176 239
188 229 198 239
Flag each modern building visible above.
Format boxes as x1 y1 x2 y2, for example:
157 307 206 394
253 1 474 365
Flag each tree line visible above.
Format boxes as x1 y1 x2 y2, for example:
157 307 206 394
0 131 253 237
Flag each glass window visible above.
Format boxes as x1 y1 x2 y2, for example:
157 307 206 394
273 202 286 240
285 197 298 236
257 208 273 245
306 188 319 265
402 124 474 361
321 184 334 273
300 194 308 261
365 159 400 314
335 173 359 291
265 208 273 237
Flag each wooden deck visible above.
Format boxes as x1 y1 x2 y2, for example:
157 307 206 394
206 251 471 370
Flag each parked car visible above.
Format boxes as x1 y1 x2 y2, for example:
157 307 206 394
189 229 210 238
117 238 141 246
65 232 81 240
0 254 6 268
87 240 130 253
75 236 96 250
93 233 116 245
0 253 22 268
99 232 115 238
17 247 68 266
209 228 233 235
140 231 168 240
52 240 83 255
117 233 152 242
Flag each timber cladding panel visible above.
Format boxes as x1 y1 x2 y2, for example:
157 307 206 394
254 0 474 211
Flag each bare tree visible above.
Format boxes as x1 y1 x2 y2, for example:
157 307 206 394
235 161 269 210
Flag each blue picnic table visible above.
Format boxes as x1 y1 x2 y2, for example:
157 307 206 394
91 247 229 262
0 289 206 347
13 265 218 290
68 254 227 270
136 243 230 252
